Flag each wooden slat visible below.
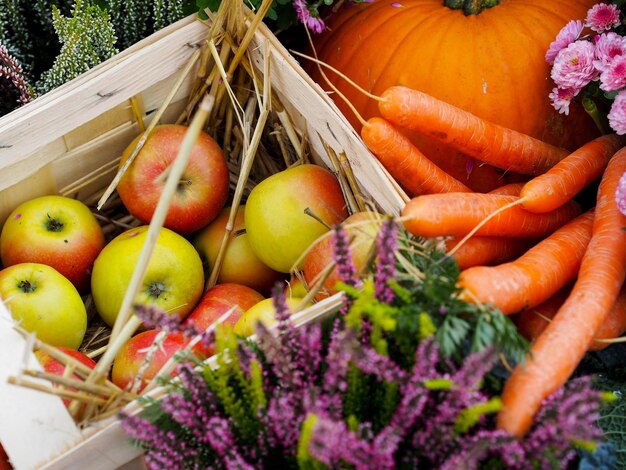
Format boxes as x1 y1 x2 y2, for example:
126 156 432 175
0 303 82 470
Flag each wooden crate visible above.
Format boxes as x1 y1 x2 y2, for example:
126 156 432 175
0 9 406 470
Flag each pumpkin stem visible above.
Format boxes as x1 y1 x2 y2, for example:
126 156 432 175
444 0 499 15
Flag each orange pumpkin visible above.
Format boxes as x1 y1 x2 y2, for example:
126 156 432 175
310 0 599 192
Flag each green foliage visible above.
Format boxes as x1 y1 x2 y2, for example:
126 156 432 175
595 374 626 466
392 232 528 366
36 0 118 94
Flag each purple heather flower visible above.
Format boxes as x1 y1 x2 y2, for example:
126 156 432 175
594 32 626 72
352 345 407 383
374 218 399 304
608 89 626 135
331 223 360 287
600 54 626 91
293 0 325 33
0 43 32 111
585 2 621 33
549 86 579 115
546 20 584 64
551 40 598 91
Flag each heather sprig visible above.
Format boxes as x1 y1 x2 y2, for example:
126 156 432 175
0 43 33 115
121 220 605 469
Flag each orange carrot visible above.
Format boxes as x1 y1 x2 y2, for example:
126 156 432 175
361 117 471 195
498 147 626 437
401 193 580 238
520 134 626 213
445 236 532 270
488 183 525 196
517 284 626 352
378 86 568 175
458 210 594 315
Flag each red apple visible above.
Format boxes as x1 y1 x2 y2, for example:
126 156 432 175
303 211 382 299
184 283 264 332
0 195 105 293
0 444 11 470
112 329 206 393
34 346 97 406
193 206 284 294
245 164 349 273
116 124 229 234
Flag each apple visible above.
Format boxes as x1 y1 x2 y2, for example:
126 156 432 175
34 346 97 406
192 206 284 294
303 211 382 299
245 164 348 273
184 283 264 332
0 444 11 470
0 263 87 349
0 195 105 293
233 296 306 337
111 329 205 392
90 226 204 327
116 124 230 234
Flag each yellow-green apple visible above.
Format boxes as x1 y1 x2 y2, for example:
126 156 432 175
0 263 87 349
90 226 204 327
0 195 105 293
303 211 382 299
192 206 284 294
233 296 306 337
34 346 97 406
245 164 348 273
116 124 229 234
111 329 205 392
184 283 264 332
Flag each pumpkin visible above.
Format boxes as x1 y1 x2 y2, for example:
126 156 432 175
310 0 599 192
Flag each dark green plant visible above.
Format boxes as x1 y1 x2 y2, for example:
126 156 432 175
36 0 118 94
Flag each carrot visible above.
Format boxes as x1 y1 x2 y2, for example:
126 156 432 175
458 210 594 315
520 134 626 213
498 147 626 437
378 86 568 175
445 236 532 270
488 183 525 196
361 117 471 195
401 193 581 238
517 284 626 352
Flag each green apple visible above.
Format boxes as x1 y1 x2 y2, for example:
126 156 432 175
233 296 306 337
0 195 105 293
193 206 284 295
0 263 87 349
245 164 348 273
90 226 204 326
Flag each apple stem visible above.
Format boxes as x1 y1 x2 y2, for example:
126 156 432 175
303 207 332 230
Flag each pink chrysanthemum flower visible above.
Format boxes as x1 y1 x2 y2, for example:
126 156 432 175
546 20 584 64
549 87 578 115
585 2 621 33
551 40 598 91
594 32 626 71
615 170 626 216
608 89 626 136
599 54 626 91
293 0 325 33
